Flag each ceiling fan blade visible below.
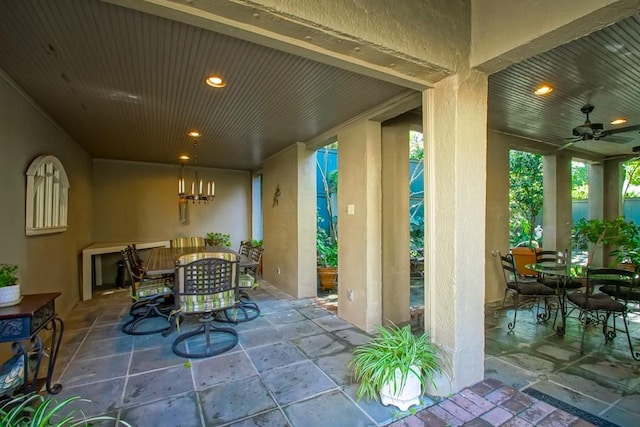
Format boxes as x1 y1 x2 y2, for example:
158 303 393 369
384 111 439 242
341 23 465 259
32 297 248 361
598 135 633 144
550 138 581 153
599 124 640 137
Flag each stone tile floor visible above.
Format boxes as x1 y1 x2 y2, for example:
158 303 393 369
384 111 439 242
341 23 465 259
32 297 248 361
48 282 640 426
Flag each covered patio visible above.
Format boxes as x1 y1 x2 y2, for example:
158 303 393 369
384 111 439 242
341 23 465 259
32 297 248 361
50 278 640 426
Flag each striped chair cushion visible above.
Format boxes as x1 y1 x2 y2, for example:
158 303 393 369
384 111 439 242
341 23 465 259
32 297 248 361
136 278 173 298
180 290 235 313
239 273 256 289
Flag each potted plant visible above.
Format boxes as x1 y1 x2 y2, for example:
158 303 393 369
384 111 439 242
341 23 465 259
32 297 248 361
204 232 231 247
0 392 131 426
350 324 444 411
0 263 21 307
573 217 640 267
316 227 338 291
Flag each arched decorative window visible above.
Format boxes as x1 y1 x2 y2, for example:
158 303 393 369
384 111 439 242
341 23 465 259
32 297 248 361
25 155 69 236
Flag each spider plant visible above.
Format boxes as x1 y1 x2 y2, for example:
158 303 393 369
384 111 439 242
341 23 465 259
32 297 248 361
0 393 131 426
350 324 444 401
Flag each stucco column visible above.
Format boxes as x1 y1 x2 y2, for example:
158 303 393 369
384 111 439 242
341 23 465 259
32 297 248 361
262 143 317 298
604 159 624 219
584 160 624 265
337 120 383 332
485 131 511 303
381 118 411 326
424 70 488 395
542 153 572 251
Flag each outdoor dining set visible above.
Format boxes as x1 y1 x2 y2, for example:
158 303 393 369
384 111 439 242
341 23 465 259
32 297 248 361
495 248 640 361
119 240 264 359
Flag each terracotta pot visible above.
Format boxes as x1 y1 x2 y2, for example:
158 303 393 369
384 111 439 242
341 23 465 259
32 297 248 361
317 267 337 291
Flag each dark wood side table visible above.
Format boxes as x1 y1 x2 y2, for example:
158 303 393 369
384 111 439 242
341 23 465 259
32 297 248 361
0 292 64 394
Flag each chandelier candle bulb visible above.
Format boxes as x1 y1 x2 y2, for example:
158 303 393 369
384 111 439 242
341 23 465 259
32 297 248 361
199 180 203 194
191 182 195 195
212 182 215 196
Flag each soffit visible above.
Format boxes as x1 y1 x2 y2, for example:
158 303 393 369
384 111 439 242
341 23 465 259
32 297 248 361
0 0 412 170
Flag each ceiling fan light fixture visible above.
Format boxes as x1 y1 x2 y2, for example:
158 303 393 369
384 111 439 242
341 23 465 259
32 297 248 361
534 84 554 95
611 118 627 125
205 75 226 88
187 131 201 138
179 155 190 160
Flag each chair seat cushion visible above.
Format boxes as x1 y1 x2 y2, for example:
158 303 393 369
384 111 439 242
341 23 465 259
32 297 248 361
537 277 582 289
180 290 235 313
137 279 173 298
600 285 640 302
239 273 256 289
507 281 556 296
568 292 626 312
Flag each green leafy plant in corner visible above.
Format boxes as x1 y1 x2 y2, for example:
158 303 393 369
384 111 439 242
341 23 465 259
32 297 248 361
316 226 337 268
0 393 131 426
572 217 640 266
204 232 231 247
350 324 444 401
0 263 19 288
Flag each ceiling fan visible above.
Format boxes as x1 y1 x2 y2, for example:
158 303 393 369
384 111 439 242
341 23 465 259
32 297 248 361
553 104 640 152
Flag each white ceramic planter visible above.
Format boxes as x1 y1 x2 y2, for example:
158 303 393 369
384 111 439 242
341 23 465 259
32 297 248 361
379 366 423 411
0 283 21 307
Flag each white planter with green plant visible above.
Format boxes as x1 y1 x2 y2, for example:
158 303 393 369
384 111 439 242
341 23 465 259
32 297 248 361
0 263 20 306
350 324 444 411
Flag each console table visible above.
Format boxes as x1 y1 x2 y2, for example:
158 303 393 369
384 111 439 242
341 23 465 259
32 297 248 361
0 293 64 394
81 240 170 300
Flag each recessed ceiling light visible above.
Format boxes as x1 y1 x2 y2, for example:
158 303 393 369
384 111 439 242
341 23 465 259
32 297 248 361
179 155 190 160
534 84 554 95
611 118 627 125
187 131 201 138
205 75 226 88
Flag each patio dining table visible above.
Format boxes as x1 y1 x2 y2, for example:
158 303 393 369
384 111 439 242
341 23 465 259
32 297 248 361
146 246 256 276
525 262 588 336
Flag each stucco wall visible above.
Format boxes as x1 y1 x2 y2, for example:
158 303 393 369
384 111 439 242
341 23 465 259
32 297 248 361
0 73 93 319
92 159 251 246
485 130 511 303
262 145 302 297
246 0 471 75
471 0 640 72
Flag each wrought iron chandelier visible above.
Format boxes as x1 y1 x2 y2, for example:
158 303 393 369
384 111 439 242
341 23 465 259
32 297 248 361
178 137 214 204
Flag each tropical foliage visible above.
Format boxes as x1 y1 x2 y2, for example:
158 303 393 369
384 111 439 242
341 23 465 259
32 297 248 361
509 151 543 247
571 161 588 200
0 393 130 426
623 159 640 200
572 216 640 265
409 131 424 258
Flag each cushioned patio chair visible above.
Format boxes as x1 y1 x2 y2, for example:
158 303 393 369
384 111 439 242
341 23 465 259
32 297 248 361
535 250 582 291
171 252 239 358
568 267 640 359
242 245 263 279
121 246 173 335
496 250 557 331
170 236 205 248
239 240 252 257
216 272 261 323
